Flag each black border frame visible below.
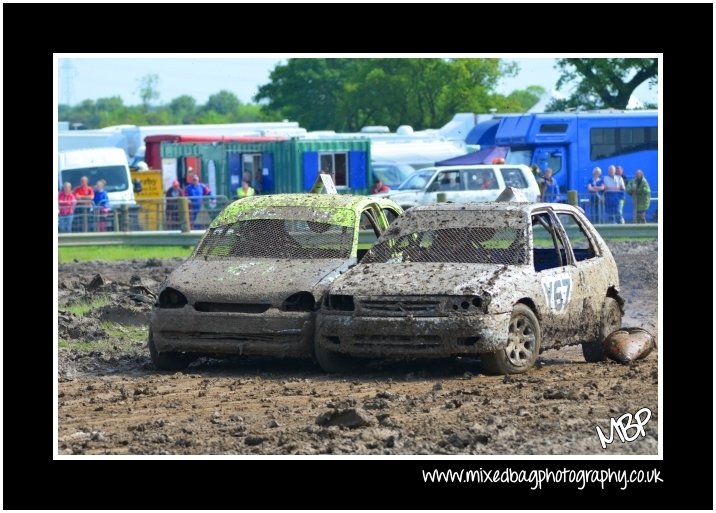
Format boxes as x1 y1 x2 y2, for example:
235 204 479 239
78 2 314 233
3 2 711 510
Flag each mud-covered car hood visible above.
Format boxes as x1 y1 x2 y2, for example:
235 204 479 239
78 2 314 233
329 262 530 298
163 258 353 306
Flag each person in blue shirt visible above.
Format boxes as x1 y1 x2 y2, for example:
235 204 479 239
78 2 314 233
540 168 560 202
93 179 109 207
184 174 210 228
93 179 110 231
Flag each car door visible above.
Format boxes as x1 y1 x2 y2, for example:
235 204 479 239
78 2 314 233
529 209 576 348
553 209 606 342
422 170 465 204
461 168 501 202
500 166 540 201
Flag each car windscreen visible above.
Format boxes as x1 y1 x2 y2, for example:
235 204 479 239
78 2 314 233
397 169 435 190
363 210 528 265
372 164 415 187
61 166 129 192
194 213 356 260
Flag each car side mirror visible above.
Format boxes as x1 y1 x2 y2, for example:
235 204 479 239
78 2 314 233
428 181 440 192
133 179 143 193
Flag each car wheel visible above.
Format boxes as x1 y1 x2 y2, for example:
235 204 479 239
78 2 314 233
482 304 541 375
582 297 622 363
314 340 358 373
148 329 193 371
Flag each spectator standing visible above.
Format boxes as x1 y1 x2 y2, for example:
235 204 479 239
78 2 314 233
184 174 210 229
530 164 542 183
602 165 625 224
371 178 390 194
165 179 182 230
615 165 628 224
628 169 651 223
586 167 605 223
93 179 110 231
58 182 77 233
236 179 256 199
253 169 264 195
73 176 94 232
93 179 109 208
540 168 560 202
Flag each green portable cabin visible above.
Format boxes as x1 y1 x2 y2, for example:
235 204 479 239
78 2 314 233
291 138 372 195
156 135 372 198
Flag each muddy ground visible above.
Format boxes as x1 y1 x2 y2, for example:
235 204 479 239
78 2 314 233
57 241 658 455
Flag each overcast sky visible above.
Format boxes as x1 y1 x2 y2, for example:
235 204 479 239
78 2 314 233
57 56 657 108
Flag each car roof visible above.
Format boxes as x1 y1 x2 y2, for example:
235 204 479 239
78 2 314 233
210 193 401 228
408 202 582 215
233 193 380 209
420 164 531 171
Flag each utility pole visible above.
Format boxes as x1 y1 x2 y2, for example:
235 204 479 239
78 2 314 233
60 59 76 106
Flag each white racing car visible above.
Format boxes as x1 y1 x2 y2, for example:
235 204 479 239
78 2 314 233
316 202 623 374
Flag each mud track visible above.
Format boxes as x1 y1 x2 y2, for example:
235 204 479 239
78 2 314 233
58 241 658 455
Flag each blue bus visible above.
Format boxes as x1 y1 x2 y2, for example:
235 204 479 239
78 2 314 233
494 110 658 222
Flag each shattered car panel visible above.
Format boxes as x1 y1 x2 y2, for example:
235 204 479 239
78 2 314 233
149 194 402 368
316 202 622 373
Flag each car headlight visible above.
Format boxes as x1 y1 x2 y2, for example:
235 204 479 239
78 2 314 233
158 287 188 308
282 292 316 312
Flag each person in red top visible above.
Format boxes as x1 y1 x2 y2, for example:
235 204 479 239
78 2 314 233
479 170 498 190
58 182 77 233
371 178 390 195
73 176 95 232
73 176 94 202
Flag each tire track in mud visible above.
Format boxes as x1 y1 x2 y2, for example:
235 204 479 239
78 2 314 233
58 241 658 455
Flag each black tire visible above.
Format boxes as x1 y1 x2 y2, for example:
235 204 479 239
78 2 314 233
314 340 358 373
582 297 622 363
148 329 193 371
482 304 541 375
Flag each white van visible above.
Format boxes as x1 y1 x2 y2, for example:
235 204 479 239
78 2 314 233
58 147 138 208
376 164 541 209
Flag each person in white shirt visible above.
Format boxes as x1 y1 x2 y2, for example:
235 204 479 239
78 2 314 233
602 165 625 224
615 165 628 224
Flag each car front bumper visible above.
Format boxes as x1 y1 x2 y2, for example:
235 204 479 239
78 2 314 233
316 311 511 358
150 306 314 358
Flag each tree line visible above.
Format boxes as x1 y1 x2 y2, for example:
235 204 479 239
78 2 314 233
254 58 545 131
59 58 657 130
59 90 278 129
